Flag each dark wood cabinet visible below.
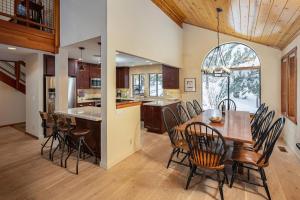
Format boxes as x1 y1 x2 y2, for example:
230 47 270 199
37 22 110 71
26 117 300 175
77 66 90 89
44 55 55 76
143 102 180 134
68 59 78 77
162 65 179 89
116 67 129 88
89 64 101 78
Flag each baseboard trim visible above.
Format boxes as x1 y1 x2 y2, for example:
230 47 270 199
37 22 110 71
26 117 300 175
24 132 39 140
0 122 25 128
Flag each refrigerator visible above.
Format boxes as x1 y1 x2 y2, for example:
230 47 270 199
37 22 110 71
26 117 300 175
45 76 56 113
68 77 77 108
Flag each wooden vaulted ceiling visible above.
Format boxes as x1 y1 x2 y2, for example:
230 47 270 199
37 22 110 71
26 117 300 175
152 0 300 49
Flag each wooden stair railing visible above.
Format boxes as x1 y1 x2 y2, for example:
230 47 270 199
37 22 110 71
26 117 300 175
0 60 25 94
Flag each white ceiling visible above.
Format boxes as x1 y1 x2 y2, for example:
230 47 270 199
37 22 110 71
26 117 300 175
65 37 161 67
0 44 45 61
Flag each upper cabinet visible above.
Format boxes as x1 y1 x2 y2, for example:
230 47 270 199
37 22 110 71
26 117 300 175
44 55 55 76
77 64 90 89
162 65 179 89
89 64 101 78
116 67 129 88
68 59 78 77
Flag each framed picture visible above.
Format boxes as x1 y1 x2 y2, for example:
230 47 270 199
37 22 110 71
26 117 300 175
184 78 196 92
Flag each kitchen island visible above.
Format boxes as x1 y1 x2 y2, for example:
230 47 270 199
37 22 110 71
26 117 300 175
56 107 101 159
142 100 181 134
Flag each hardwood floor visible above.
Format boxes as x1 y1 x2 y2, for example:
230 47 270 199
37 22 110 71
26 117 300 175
0 126 299 200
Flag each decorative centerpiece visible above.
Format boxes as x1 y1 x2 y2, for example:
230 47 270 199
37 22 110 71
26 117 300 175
209 110 223 123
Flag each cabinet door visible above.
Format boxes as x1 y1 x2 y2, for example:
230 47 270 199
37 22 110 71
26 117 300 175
116 67 129 88
77 65 90 89
68 59 78 77
90 64 101 78
163 65 179 89
44 55 55 76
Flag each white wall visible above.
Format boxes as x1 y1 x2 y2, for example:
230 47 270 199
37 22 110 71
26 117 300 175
25 53 44 138
101 0 183 169
0 81 26 126
60 0 105 47
0 52 26 126
55 48 68 110
181 24 282 115
282 35 300 158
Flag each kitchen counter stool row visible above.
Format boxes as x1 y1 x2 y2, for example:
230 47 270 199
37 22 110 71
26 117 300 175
39 112 98 174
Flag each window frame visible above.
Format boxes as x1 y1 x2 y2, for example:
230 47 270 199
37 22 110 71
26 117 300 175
149 73 163 97
132 74 145 96
201 42 262 113
281 47 297 124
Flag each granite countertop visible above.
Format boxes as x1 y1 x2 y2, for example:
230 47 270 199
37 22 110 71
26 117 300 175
56 106 101 121
143 100 181 107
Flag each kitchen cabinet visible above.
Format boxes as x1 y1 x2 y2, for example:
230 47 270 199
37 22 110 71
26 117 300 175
116 67 129 88
77 66 90 89
162 65 179 89
143 101 180 134
44 55 55 76
89 64 101 78
68 59 78 77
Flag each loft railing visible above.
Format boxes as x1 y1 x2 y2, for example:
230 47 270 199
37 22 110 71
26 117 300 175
0 0 55 33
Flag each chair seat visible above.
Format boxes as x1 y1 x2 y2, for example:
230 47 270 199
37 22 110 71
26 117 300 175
174 139 189 151
71 128 90 136
190 150 224 170
232 148 268 167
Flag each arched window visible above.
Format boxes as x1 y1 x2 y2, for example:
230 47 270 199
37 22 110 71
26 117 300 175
202 42 261 113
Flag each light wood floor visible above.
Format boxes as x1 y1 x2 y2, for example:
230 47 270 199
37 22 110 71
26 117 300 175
0 126 300 200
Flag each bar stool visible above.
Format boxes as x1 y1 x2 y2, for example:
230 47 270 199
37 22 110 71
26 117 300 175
39 111 56 159
50 113 71 161
61 116 97 174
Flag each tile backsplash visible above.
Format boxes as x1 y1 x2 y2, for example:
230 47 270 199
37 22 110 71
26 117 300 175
77 89 101 101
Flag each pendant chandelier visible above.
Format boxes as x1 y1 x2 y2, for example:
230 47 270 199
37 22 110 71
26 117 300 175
78 47 86 71
202 8 230 77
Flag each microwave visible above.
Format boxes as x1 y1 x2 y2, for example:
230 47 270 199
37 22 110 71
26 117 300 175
90 78 101 88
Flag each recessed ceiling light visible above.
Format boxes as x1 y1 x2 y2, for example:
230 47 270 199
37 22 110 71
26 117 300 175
78 58 83 61
8 47 16 50
145 60 151 63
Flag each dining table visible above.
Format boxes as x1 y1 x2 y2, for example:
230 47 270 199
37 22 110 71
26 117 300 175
176 109 253 144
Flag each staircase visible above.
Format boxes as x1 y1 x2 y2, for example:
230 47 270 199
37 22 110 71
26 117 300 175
0 60 25 94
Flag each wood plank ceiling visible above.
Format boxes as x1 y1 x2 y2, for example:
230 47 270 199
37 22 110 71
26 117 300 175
152 0 300 49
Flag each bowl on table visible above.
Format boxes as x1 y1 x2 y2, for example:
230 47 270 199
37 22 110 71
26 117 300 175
209 116 223 123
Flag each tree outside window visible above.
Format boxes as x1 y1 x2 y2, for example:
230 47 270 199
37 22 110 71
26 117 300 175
132 74 145 95
149 73 163 97
202 43 261 113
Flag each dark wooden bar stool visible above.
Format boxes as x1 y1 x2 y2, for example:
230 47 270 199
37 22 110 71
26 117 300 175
61 116 97 175
39 111 56 159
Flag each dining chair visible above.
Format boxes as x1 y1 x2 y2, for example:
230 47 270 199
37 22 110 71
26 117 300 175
250 103 266 124
162 107 189 168
177 104 190 124
237 110 275 153
193 99 203 115
230 117 286 200
186 101 198 118
251 106 268 132
185 122 228 200
218 99 236 111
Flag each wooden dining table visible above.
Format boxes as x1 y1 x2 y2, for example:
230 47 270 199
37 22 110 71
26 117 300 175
176 109 253 144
